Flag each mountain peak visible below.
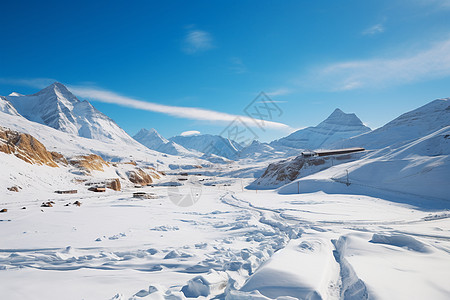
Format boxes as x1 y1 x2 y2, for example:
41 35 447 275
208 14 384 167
33 82 79 104
320 108 366 127
134 128 168 143
271 108 371 149
330 108 344 115
136 128 158 136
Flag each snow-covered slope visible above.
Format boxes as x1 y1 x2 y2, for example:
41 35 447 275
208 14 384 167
278 125 450 201
5 83 137 144
272 108 371 150
334 98 450 150
256 99 450 200
0 110 203 167
0 96 21 116
133 128 198 157
170 134 243 159
249 151 364 189
237 140 299 162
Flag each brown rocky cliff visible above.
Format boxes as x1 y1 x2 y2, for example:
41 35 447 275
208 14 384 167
69 154 110 173
0 127 59 167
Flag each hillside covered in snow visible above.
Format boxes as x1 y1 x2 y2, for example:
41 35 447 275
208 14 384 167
254 98 450 201
271 108 371 150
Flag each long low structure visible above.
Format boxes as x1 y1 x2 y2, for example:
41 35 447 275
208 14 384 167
302 147 365 158
55 190 77 194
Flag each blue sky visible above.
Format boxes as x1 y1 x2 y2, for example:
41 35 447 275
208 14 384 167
1 0 449 142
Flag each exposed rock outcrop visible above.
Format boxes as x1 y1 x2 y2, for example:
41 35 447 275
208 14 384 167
106 178 121 191
0 126 58 167
69 154 109 173
7 186 21 192
51 152 68 165
127 168 154 186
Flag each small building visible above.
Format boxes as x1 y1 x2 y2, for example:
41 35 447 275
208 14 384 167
133 192 158 199
301 151 317 158
55 190 78 194
88 187 106 192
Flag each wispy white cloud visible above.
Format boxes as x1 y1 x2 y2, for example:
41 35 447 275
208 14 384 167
412 0 450 10
1 78 292 131
309 38 450 91
182 28 214 54
266 88 293 97
229 57 247 74
69 85 291 130
180 130 200 136
362 23 385 36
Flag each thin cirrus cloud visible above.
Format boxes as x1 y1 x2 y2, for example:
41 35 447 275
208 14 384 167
309 38 450 91
182 29 214 54
229 57 248 74
69 85 292 131
266 88 293 97
0 78 292 131
362 23 385 36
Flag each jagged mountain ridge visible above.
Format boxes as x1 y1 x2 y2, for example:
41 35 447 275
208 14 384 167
334 98 450 150
5 82 137 144
170 134 243 159
271 108 371 150
133 128 198 157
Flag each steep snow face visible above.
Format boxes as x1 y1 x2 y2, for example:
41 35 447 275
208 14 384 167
5 83 136 144
7 82 79 133
0 96 21 116
272 108 371 150
336 98 450 150
170 134 243 159
133 128 197 156
237 140 299 162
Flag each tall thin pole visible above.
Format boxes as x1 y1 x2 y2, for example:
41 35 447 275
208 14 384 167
297 181 299 194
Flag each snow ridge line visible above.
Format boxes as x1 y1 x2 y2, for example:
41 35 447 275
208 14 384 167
332 236 369 300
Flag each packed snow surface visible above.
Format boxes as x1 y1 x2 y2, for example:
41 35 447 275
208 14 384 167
1 159 449 299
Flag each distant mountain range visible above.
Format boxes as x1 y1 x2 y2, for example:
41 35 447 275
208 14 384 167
133 128 197 157
136 108 373 160
2 82 448 167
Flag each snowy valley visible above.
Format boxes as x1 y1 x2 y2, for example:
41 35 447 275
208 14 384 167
0 83 449 300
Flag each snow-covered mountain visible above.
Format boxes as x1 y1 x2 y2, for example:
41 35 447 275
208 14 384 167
170 134 243 159
271 108 371 150
334 98 450 150
5 82 137 144
254 99 450 200
0 96 20 116
237 140 299 162
133 128 198 156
